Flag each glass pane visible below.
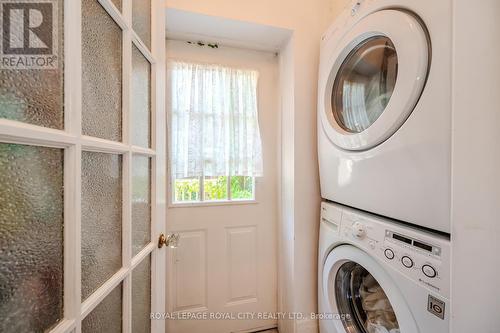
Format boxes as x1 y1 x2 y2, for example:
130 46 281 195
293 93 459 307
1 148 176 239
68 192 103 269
0 144 63 332
335 262 399 332
82 284 123 333
82 0 122 141
230 176 254 200
0 0 64 129
174 177 200 202
111 0 121 11
331 36 398 133
132 256 151 333
204 176 228 201
132 0 151 49
132 45 151 148
81 151 122 300
132 155 151 256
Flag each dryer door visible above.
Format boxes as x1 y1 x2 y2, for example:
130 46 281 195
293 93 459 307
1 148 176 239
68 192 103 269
319 10 429 151
322 245 419 333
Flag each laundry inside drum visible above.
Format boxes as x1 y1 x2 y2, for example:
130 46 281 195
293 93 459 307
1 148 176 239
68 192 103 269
335 261 400 333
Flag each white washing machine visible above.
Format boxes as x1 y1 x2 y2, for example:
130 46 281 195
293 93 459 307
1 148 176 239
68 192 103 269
317 0 452 233
318 201 450 333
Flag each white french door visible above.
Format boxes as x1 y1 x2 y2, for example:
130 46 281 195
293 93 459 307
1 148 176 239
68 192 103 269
0 0 166 332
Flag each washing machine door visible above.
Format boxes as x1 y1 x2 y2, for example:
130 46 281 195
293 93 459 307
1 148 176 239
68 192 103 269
319 10 429 151
322 245 419 333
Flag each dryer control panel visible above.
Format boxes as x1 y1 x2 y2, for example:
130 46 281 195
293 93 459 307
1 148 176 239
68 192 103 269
322 202 451 299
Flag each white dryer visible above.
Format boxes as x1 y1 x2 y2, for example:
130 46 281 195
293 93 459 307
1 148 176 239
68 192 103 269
318 201 450 333
317 0 452 233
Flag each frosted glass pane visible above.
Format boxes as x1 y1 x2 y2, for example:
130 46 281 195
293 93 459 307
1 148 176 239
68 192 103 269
132 45 151 148
0 0 64 129
82 0 122 141
132 256 151 333
82 284 123 333
132 156 151 256
111 0 121 11
0 144 63 332
132 0 151 49
81 152 122 300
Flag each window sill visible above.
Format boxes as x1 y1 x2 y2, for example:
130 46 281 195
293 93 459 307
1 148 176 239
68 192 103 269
168 199 258 208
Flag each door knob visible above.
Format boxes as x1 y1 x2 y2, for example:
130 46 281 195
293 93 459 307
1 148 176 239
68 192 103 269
158 233 180 248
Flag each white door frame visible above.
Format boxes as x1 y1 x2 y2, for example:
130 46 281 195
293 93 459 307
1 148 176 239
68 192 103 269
0 0 166 332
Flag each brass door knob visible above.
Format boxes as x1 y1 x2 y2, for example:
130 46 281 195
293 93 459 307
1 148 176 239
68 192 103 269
158 233 180 248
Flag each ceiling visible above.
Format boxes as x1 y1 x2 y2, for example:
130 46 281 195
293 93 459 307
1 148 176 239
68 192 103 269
165 8 292 52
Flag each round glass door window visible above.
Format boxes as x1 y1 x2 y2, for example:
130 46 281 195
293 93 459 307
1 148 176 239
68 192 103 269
335 261 400 333
331 36 398 133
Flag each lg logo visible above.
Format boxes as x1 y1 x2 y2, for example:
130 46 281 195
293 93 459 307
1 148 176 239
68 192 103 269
0 0 58 69
428 295 446 320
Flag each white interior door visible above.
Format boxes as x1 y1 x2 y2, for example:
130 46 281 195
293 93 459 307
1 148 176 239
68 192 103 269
164 41 279 333
0 0 166 332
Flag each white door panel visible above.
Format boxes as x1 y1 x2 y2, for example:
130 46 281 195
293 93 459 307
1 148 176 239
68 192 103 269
226 226 258 305
171 230 208 313
166 219 277 333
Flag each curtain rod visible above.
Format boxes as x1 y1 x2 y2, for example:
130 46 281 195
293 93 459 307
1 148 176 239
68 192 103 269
186 40 219 49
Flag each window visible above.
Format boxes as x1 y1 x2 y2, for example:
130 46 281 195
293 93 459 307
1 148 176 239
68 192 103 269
168 61 263 203
174 176 255 202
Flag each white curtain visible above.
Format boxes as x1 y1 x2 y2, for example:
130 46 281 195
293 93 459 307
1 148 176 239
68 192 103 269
168 60 263 179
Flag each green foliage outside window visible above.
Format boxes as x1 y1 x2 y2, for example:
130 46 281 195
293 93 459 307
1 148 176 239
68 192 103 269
230 176 253 200
174 178 200 202
173 176 254 202
204 176 228 200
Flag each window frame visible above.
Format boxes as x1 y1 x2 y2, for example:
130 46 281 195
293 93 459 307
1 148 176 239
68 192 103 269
167 60 262 208
169 175 257 207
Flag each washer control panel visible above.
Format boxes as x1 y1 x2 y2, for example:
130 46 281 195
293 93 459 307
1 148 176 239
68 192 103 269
383 229 443 282
336 206 450 299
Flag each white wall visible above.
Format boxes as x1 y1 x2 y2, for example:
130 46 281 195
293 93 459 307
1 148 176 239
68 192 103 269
324 0 350 32
451 0 500 331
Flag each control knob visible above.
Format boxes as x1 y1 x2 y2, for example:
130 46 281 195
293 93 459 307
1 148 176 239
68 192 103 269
351 222 366 239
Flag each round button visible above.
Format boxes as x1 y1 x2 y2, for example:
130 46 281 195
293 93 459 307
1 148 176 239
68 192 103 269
422 264 437 278
384 249 395 260
401 256 414 268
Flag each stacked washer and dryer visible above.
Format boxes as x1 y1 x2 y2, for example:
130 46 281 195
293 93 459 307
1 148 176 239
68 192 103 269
317 0 452 332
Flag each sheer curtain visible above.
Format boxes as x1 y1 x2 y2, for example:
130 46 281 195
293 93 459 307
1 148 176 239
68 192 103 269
167 60 263 179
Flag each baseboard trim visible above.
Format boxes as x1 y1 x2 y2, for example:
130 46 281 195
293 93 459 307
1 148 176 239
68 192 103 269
232 324 278 333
